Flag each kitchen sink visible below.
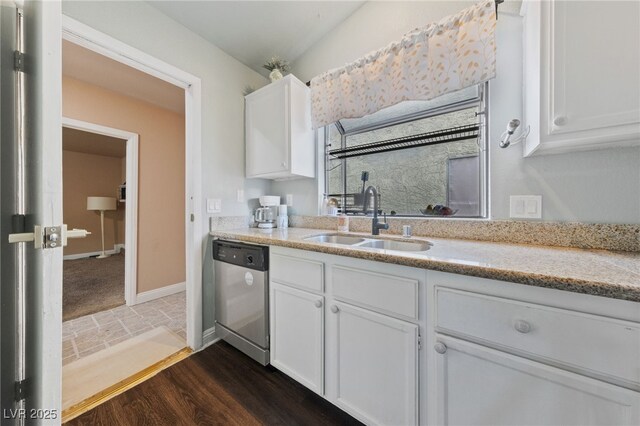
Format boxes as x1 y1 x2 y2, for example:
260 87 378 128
303 233 431 253
357 239 432 252
304 234 367 245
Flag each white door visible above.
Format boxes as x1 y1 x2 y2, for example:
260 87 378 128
328 301 418 426
1 1 63 423
270 282 324 395
432 335 640 426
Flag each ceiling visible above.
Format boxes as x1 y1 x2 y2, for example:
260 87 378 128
147 1 365 77
62 40 185 114
63 127 126 158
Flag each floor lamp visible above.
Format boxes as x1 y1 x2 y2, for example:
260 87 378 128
87 196 117 259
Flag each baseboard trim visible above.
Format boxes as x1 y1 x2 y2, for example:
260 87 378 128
202 327 219 349
63 245 124 260
134 281 186 305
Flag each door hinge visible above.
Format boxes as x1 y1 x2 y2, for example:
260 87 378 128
418 332 422 350
14 379 28 402
13 51 24 72
11 214 26 233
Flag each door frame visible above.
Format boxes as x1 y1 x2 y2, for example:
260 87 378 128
61 117 139 307
61 16 203 350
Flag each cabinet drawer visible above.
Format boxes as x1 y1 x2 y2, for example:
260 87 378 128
435 288 640 389
332 266 418 320
270 253 324 292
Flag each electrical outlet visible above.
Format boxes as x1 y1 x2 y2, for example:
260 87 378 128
207 198 222 214
510 195 542 219
286 194 293 206
237 189 244 202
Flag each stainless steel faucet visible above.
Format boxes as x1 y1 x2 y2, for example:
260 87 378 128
363 186 389 235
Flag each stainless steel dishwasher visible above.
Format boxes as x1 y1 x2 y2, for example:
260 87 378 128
213 239 269 365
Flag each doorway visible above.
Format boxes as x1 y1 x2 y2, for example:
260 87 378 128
62 15 203 354
61 118 139 311
59 18 201 420
61 125 129 323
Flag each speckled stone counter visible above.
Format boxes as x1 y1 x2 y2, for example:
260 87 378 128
209 227 640 302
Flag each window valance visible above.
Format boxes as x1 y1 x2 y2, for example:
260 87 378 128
310 0 497 129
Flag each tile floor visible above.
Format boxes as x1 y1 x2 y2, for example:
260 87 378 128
62 291 186 365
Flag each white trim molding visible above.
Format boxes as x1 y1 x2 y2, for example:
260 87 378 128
63 244 123 261
135 281 186 305
202 327 220 349
62 117 139 307
62 15 204 351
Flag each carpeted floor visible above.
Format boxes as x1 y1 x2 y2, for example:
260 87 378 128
63 252 125 322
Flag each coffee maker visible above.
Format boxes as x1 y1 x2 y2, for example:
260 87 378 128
255 196 280 229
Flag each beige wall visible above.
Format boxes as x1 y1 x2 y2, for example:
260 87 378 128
63 76 186 293
63 150 125 255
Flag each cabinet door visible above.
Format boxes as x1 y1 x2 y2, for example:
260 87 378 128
245 83 289 177
328 301 418 425
270 282 324 394
432 335 640 426
548 1 639 137
523 0 640 155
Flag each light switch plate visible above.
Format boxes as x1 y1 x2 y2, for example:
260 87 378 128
286 194 293 207
510 195 542 219
207 198 222 214
237 189 244 203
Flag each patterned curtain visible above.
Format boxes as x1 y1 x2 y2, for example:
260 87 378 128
310 0 497 129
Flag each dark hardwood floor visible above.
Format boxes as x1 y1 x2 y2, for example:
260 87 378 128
67 341 363 425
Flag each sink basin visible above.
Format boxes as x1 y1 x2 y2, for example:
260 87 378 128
304 234 366 245
304 233 431 252
358 239 432 252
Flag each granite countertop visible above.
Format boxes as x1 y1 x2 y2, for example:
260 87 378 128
209 227 640 302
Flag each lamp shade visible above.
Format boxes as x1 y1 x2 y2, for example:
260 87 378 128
87 196 117 211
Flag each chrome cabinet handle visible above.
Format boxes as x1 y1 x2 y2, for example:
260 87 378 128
514 319 532 334
330 305 339 314
434 342 447 354
314 300 323 308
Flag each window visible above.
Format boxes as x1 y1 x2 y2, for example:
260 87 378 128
325 84 487 218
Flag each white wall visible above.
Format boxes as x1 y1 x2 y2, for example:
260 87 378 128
275 1 640 224
62 0 271 226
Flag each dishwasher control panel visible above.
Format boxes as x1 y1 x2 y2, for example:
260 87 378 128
213 240 268 271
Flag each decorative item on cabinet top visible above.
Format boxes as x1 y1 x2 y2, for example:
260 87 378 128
263 56 290 83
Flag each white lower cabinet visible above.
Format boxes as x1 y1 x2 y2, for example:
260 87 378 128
328 301 418 426
269 246 423 425
432 335 640 426
269 249 640 426
428 271 640 426
270 282 324 395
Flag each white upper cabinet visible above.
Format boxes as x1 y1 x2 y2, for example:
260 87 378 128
245 75 315 179
522 0 640 156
